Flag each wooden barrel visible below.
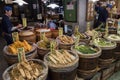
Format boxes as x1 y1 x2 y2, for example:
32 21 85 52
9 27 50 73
105 35 120 60
3 59 48 80
36 41 50 60
35 29 52 41
3 45 37 65
19 30 36 43
51 30 59 38
44 51 79 80
56 36 75 50
71 43 101 71
114 42 120 60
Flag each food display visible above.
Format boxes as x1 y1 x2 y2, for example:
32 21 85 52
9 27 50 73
75 45 97 54
94 38 116 48
106 34 120 41
47 50 76 65
57 35 74 44
9 61 43 80
8 40 32 55
37 37 51 49
74 32 89 39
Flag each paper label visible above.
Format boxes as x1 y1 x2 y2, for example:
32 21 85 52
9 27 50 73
22 18 27 27
59 27 63 36
105 22 109 36
12 32 19 42
17 47 26 62
87 22 90 31
50 41 56 53
75 35 80 48
40 32 45 40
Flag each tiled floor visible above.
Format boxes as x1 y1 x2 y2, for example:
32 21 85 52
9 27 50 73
0 36 120 80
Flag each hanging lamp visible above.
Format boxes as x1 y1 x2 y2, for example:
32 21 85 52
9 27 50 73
12 0 28 6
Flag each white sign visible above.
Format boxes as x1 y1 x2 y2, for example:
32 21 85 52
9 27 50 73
67 4 74 10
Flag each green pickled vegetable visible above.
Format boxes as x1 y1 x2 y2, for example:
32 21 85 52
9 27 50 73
75 45 97 54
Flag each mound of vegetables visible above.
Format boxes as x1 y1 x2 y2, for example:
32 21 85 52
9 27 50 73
94 38 115 47
9 61 43 80
47 50 76 65
75 45 97 54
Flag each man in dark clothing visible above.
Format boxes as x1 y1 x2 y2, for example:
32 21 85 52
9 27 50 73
96 5 111 28
1 6 22 45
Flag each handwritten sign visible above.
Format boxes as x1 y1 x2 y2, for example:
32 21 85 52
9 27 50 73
105 22 109 37
12 32 19 42
17 47 26 62
22 18 27 27
59 27 63 36
50 41 56 53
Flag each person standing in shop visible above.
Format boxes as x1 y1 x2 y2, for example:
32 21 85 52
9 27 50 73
96 4 112 28
1 6 22 45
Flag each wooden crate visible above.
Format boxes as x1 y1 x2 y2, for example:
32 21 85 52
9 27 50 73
115 60 120 72
101 63 115 80
91 72 101 80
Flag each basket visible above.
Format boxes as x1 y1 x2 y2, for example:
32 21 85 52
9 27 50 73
2 59 48 80
44 50 79 80
71 43 101 71
3 44 37 65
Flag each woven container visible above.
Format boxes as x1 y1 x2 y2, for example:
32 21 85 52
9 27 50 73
71 43 101 71
44 50 79 80
105 35 120 60
93 39 116 68
19 30 36 43
3 59 48 80
35 29 52 42
51 30 59 38
3 44 37 65
56 36 75 50
72 34 91 44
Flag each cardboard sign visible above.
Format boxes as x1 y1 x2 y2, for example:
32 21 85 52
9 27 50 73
17 47 26 62
12 32 19 42
22 18 27 27
59 27 63 36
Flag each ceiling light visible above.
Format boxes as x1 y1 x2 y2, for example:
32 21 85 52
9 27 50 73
12 0 28 5
47 3 59 9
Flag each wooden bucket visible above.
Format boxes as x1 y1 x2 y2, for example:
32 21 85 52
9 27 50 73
35 29 52 41
19 30 36 43
56 36 75 50
2 59 48 80
77 68 98 79
98 45 116 68
71 43 101 71
51 30 59 38
44 50 79 80
3 45 37 65
114 42 120 60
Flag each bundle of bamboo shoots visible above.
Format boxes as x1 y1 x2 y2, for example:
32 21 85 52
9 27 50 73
48 50 76 65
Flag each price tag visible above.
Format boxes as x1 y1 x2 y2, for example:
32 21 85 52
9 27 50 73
12 32 19 42
87 22 90 31
105 22 109 37
117 20 120 35
59 27 63 36
17 47 26 62
50 41 56 53
74 25 79 33
22 18 27 27
75 35 80 48
40 32 45 40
